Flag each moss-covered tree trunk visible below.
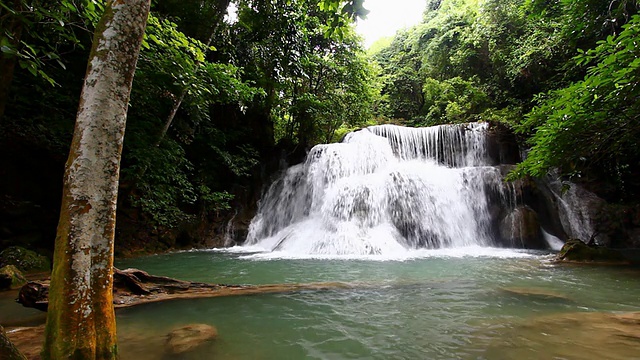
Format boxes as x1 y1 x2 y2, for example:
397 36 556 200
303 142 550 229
42 1 150 359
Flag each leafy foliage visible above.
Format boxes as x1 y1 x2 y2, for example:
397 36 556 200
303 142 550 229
512 14 640 199
372 0 640 199
230 0 378 148
0 0 100 85
420 77 489 125
123 10 263 228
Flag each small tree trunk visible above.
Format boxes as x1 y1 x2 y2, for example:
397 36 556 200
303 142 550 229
154 90 187 147
42 1 150 359
0 325 27 360
152 0 230 147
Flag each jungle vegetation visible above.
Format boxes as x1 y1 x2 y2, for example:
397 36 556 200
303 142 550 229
1 0 638 252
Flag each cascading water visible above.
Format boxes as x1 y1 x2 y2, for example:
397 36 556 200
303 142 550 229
245 123 519 255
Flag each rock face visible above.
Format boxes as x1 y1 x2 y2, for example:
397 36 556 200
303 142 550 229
0 246 50 273
556 239 628 264
542 177 608 245
165 324 218 355
486 122 521 165
0 265 27 290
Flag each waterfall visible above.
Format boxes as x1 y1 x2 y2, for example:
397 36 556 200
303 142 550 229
245 123 520 255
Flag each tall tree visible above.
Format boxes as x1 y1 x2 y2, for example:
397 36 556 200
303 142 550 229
42 0 150 359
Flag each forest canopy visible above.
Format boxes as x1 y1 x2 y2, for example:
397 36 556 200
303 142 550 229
1 0 639 254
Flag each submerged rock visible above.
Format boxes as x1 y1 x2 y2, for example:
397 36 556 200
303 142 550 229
0 265 27 290
556 239 628 264
0 246 50 273
165 324 218 355
481 311 640 360
500 287 573 302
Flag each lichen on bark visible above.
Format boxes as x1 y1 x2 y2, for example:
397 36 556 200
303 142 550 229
42 1 151 359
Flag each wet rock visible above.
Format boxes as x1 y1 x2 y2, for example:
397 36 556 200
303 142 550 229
542 177 608 245
0 265 27 290
499 206 545 248
0 246 50 273
165 324 218 355
486 122 521 165
556 239 628 264
17 282 49 311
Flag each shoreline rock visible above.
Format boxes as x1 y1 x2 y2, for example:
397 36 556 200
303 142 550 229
554 239 630 265
0 265 27 290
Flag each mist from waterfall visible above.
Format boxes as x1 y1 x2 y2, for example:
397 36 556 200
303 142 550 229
245 123 519 256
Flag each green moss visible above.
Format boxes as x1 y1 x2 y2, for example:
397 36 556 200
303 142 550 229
0 246 51 273
557 239 627 263
0 265 27 289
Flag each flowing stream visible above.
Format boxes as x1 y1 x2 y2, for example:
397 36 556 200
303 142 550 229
110 250 640 360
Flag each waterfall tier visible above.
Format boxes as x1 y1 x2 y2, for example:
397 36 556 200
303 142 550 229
245 123 526 255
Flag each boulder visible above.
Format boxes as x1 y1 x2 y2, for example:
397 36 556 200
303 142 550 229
556 239 628 264
499 206 545 248
0 246 50 273
0 265 27 290
165 324 218 355
17 282 49 311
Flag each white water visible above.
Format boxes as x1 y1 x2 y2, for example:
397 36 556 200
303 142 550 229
245 123 519 256
542 228 565 251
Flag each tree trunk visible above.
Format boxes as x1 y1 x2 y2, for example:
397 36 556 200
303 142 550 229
154 89 187 147
42 1 150 359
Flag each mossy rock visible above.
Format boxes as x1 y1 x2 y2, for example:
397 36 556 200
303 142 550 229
0 246 50 273
556 239 628 264
0 265 27 290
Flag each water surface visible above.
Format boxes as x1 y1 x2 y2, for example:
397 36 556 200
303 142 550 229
114 249 640 359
